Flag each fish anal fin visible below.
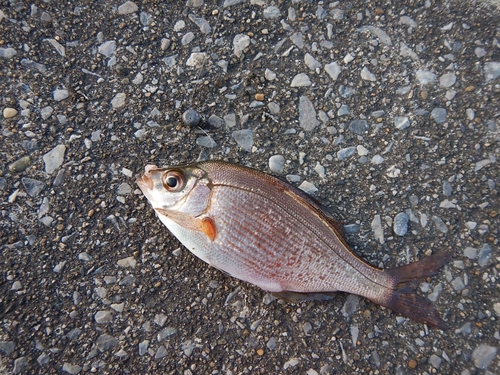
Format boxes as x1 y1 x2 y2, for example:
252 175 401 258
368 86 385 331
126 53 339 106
272 291 337 303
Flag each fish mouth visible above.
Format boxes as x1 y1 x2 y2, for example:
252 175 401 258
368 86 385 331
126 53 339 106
136 164 159 191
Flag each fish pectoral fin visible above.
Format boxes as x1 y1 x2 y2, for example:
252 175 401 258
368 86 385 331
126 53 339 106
272 291 338 303
154 208 217 241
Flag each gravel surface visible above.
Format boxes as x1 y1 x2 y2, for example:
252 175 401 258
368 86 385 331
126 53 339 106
1 0 499 374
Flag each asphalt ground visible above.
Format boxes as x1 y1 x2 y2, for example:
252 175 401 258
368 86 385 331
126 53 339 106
1 1 499 374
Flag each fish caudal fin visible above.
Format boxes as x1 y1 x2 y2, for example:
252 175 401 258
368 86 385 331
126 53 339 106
377 251 453 329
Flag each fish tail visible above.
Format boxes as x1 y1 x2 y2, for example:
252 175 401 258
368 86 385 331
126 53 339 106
375 251 452 329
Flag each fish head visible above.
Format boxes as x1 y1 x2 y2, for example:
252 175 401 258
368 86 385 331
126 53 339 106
136 164 209 214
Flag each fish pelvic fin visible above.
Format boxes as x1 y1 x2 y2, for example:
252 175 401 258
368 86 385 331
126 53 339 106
376 251 453 329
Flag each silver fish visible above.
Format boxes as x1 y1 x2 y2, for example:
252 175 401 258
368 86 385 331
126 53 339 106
137 161 451 328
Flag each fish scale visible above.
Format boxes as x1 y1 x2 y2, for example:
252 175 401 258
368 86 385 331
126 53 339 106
137 160 452 329
204 163 389 298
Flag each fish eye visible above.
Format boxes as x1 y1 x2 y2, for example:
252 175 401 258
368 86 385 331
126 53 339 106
162 170 185 192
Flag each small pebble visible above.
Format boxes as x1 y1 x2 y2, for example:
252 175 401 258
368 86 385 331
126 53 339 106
291 73 312 87
196 136 216 148
431 108 447 124
232 129 253 151
429 355 442 369
298 96 319 131
155 346 167 359
338 105 350 116
111 92 126 108
361 66 376 81
431 215 448 233
233 34 250 57
269 155 285 174
95 310 113 323
3 107 18 118
263 6 280 19
182 108 201 126
472 344 497 369
416 70 437 85
9 156 31 173
138 340 149 356
43 144 66 174
265 68 276 81
117 1 138 14
298 181 318 194
22 177 46 197
53 89 69 101
325 62 341 80
62 363 82 374
96 334 118 351
337 147 356 161
304 53 321 70
394 116 410 130
349 120 369 134
223 113 236 128
439 73 457 88
13 357 27 374
393 212 409 236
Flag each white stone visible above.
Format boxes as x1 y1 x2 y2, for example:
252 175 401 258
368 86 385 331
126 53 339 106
0 47 17 59
265 68 276 81
233 34 250 57
186 52 206 67
45 38 65 57
291 73 311 87
111 93 126 108
298 96 319 131
118 1 138 14
439 73 456 88
324 62 341 80
263 6 280 18
386 165 401 178
298 181 318 195
358 25 392 45
53 89 69 101
394 116 410 130
269 155 285 174
98 41 116 57
357 145 369 156
43 144 66 174
196 136 217 148
232 129 253 151
314 162 326 178
117 256 136 268
361 66 376 81
174 20 186 31
484 61 500 82
304 53 321 70
95 310 113 323
415 70 436 85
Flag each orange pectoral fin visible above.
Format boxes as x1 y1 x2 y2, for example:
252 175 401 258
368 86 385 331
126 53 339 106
154 208 217 241
200 217 217 241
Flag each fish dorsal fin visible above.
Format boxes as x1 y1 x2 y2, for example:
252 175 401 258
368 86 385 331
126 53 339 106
283 188 351 247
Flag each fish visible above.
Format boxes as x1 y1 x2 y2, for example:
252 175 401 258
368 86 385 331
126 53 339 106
136 161 452 329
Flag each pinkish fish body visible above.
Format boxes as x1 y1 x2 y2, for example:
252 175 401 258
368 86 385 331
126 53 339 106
137 161 451 328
